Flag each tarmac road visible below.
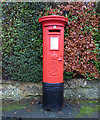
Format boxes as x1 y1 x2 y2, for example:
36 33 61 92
1 97 99 120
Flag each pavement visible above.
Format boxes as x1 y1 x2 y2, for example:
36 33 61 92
1 97 100 120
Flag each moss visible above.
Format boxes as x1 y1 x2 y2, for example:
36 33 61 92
2 102 27 112
79 100 98 104
86 100 98 104
0 107 2 112
76 105 100 118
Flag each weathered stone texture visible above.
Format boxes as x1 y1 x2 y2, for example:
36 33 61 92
0 79 99 100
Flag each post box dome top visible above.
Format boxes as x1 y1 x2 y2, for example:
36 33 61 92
38 15 68 26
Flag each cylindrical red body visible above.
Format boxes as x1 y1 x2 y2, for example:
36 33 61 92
39 15 68 111
39 15 68 84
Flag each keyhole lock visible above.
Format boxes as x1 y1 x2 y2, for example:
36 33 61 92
58 58 62 61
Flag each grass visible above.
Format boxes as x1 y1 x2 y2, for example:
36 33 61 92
2 102 27 112
76 105 100 118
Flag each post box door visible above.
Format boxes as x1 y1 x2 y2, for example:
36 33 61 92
43 26 64 83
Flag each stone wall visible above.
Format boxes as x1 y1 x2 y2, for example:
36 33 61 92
0 79 99 100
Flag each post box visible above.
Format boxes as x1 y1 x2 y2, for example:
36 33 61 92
38 15 68 111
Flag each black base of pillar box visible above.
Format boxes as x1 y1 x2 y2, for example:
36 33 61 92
42 82 64 112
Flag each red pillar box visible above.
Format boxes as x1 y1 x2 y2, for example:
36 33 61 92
38 15 68 111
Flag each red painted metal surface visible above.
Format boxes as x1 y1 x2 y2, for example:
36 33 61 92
39 15 68 83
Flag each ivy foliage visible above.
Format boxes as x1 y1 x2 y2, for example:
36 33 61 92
2 2 100 82
41 2 100 80
2 2 45 82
